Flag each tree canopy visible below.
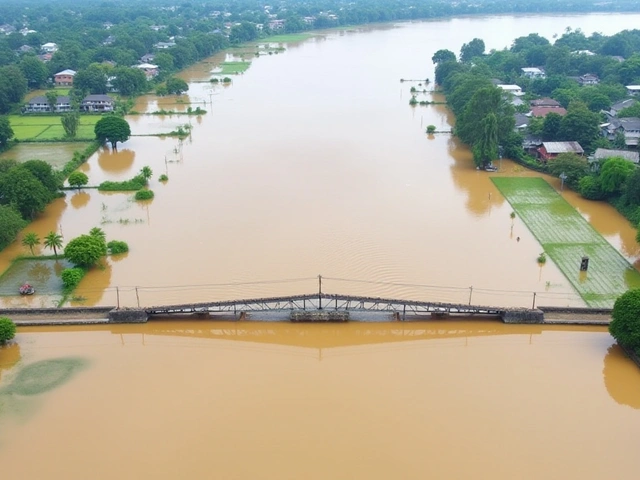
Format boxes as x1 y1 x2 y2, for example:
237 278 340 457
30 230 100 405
94 115 131 149
64 233 107 268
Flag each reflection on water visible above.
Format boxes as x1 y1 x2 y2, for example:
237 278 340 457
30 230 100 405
97 147 135 175
0 321 639 479
70 191 90 209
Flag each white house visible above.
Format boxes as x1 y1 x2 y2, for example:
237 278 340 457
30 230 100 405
522 67 546 79
498 84 523 96
41 42 58 53
626 85 640 96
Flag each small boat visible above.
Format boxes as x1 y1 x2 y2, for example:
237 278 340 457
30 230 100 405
484 164 498 172
19 283 35 295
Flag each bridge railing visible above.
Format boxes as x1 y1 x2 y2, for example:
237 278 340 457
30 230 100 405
63 275 587 310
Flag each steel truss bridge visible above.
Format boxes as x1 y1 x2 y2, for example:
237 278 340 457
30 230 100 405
145 293 505 319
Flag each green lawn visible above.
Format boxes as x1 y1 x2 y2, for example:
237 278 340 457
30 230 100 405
492 177 640 307
260 33 312 43
215 61 252 75
8 115 101 141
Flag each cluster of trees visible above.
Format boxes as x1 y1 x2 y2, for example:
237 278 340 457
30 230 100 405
0 316 16 344
0 158 62 250
611 289 640 357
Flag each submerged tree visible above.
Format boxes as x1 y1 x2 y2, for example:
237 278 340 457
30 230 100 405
44 231 63 256
94 116 131 150
22 232 41 255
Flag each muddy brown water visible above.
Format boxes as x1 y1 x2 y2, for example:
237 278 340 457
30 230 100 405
2 14 640 310
0 321 639 479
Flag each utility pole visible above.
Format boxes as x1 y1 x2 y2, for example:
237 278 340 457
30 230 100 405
318 275 322 310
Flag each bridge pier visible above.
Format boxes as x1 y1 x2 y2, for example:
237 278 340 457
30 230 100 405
501 308 544 324
109 308 148 323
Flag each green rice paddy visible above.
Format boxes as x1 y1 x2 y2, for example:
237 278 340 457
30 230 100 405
215 61 252 75
261 33 312 43
8 115 101 141
492 177 640 307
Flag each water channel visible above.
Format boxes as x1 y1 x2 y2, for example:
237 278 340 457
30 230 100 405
3 14 640 307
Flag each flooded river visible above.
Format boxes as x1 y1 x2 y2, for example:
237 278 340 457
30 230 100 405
4 14 640 308
1 321 639 479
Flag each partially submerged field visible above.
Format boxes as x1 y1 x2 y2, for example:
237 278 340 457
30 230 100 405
8 115 100 141
492 177 640 307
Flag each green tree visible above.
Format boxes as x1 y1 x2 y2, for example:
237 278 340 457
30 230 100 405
579 176 605 200
68 171 89 189
64 234 107 268
73 64 108 94
432 49 456 65
599 157 636 194
21 232 40 255
613 131 627 149
472 112 498 168
456 86 514 147
542 113 563 141
22 159 59 197
0 317 16 344
0 116 14 148
547 153 589 189
111 66 147 96
559 102 602 152
460 38 485 63
165 77 189 95
140 166 153 182
94 115 131 149
89 227 107 243
61 267 85 291
625 168 640 205
610 289 640 354
43 231 63 256
45 90 58 113
61 111 80 138
0 166 51 219
19 56 49 89
0 205 26 250
586 93 611 112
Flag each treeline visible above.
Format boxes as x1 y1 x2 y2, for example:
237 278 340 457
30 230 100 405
433 28 640 228
0 158 63 250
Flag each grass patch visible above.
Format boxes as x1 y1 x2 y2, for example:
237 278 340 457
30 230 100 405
492 177 640 307
214 61 251 75
98 175 146 192
260 33 312 43
8 115 101 141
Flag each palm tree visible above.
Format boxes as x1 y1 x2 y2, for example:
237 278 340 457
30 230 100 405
22 232 41 255
89 227 106 243
44 231 63 256
140 166 153 182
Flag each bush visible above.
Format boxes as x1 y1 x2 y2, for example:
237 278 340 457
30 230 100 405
159 174 168 182
0 317 16 344
68 171 89 189
222 77 232 83
426 125 436 134
610 289 640 353
98 175 146 191
135 189 154 200
537 252 547 264
61 267 85 291
64 234 107 268
579 176 605 200
107 240 129 254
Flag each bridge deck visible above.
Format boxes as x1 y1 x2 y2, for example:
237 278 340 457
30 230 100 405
145 293 506 318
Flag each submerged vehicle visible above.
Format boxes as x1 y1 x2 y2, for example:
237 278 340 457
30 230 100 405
19 283 35 295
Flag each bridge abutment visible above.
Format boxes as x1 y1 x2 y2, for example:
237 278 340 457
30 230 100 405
501 308 544 324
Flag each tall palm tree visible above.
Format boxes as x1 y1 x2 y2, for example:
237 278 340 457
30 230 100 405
22 232 41 255
44 231 63 256
89 227 106 243
140 166 153 182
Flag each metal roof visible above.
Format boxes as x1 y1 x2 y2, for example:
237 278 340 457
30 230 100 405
593 148 640 163
542 142 584 154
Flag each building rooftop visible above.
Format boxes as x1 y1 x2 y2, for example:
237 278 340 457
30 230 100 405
55 69 76 76
531 106 567 118
542 141 584 155
593 148 640 163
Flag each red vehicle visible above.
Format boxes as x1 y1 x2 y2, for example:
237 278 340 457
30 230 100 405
19 283 35 295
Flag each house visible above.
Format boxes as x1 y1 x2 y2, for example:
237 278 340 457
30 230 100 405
610 56 625 62
140 53 155 63
626 85 640 96
593 148 639 165
20 28 37 36
609 98 637 116
54 69 76 86
18 45 34 53
531 98 561 108
0 24 16 35
102 35 115 46
531 106 567 118
41 42 58 53
522 67 546 79
498 84 523 96
153 41 176 50
150 25 167 31
38 53 53 62
522 135 543 156
572 50 595 56
81 94 114 113
23 95 71 113
134 63 159 78
538 142 584 161
268 19 286 30
601 117 640 147
578 74 599 86
514 113 530 130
